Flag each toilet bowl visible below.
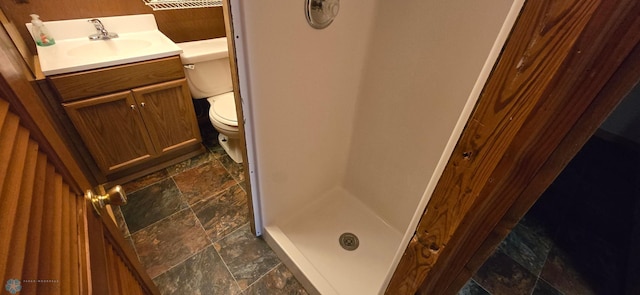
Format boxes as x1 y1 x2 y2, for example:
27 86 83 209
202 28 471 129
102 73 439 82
176 38 243 163
207 92 243 163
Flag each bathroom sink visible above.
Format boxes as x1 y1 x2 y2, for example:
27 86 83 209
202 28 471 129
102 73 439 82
66 39 153 58
29 14 182 76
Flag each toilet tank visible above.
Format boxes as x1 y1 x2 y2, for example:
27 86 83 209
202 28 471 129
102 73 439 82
177 38 233 99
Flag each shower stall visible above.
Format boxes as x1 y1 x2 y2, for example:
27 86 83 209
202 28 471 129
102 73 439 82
231 0 524 293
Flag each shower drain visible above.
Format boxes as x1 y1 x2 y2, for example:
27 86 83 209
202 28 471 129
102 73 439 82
339 232 359 251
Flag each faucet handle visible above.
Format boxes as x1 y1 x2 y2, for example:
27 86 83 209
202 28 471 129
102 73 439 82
87 18 118 40
88 18 104 29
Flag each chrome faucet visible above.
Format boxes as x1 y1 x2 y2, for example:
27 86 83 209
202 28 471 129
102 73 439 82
88 19 118 40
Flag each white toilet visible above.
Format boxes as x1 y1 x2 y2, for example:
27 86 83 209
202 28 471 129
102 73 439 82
177 38 243 163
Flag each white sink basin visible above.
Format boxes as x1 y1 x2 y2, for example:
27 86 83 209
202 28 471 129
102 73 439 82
66 39 153 58
29 15 182 76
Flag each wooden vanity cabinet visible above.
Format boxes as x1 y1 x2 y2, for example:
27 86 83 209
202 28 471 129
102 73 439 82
55 56 202 178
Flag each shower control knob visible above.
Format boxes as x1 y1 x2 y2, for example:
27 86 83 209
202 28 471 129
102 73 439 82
306 0 340 29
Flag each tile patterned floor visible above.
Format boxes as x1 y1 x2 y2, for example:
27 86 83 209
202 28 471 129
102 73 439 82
113 140 308 295
115 133 638 294
460 136 640 295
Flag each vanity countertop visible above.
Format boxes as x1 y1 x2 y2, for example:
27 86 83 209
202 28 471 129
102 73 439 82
28 14 182 76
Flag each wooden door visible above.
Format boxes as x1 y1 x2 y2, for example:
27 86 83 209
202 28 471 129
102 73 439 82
63 91 156 175
132 79 201 154
0 17 160 295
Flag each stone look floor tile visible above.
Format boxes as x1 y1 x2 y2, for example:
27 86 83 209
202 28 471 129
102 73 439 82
218 154 245 182
120 178 188 233
153 246 241 295
121 168 169 194
166 151 217 176
497 223 552 276
192 184 249 242
116 146 307 294
473 251 537 295
132 208 210 278
214 225 281 290
458 279 490 295
243 263 308 295
173 160 237 205
208 142 227 158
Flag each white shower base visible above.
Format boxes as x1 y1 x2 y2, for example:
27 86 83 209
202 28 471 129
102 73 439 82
263 187 402 295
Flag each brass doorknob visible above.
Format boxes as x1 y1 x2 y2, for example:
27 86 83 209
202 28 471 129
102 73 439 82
87 185 127 213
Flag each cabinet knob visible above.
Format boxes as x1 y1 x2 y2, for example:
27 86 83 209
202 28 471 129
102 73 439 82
140 102 146 107
130 104 136 110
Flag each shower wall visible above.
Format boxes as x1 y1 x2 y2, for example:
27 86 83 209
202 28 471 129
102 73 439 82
235 0 522 293
238 0 518 228
344 0 515 231
235 0 377 225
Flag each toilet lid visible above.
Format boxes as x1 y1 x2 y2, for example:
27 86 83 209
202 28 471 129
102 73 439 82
210 92 238 126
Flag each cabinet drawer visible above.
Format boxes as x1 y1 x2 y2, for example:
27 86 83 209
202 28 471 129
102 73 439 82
49 56 185 102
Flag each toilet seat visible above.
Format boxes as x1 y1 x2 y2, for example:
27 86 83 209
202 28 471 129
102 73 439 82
208 92 238 127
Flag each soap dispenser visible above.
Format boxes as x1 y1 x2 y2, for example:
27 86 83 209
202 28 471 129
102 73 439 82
30 14 55 46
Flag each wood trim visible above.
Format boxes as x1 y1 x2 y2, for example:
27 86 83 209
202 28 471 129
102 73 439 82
445 41 640 294
386 1 640 294
103 144 205 186
430 1 640 293
222 0 257 234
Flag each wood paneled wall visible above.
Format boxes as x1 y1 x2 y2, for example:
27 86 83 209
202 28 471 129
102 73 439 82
385 0 640 294
0 0 226 56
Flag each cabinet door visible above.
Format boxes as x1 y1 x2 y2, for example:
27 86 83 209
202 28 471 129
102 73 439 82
132 79 201 154
63 91 156 174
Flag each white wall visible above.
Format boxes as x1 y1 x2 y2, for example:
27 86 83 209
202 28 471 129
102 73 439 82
237 1 378 225
343 0 516 231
